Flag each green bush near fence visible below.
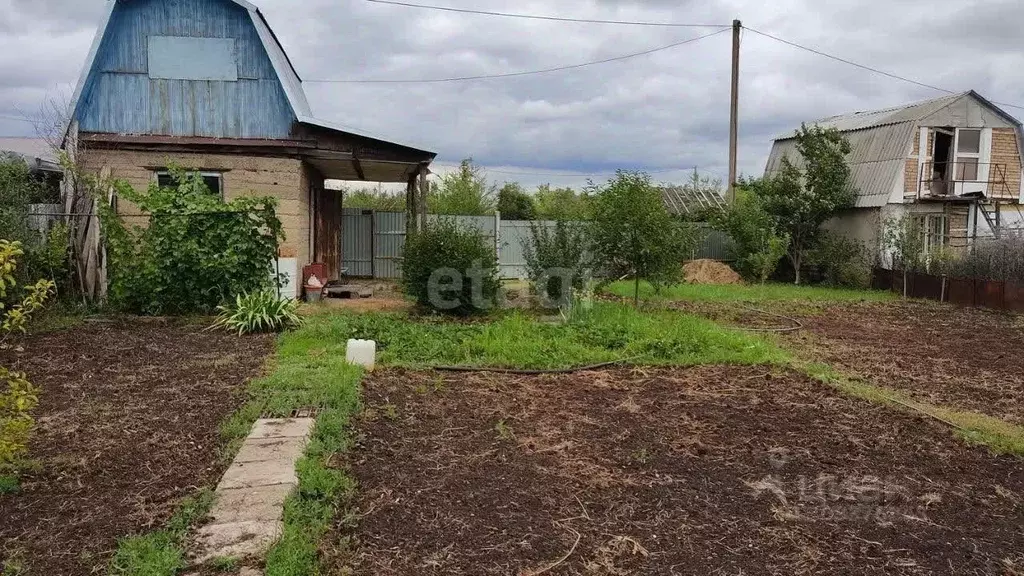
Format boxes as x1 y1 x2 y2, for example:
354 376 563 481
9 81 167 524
98 167 285 315
401 218 500 315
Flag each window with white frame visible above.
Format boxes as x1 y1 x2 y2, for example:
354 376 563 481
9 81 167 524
913 214 949 253
155 170 224 197
955 129 981 182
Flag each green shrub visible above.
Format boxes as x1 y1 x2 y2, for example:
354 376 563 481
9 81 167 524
213 290 302 335
522 219 590 305
809 232 871 288
0 240 53 473
99 167 284 315
708 189 789 282
401 218 500 315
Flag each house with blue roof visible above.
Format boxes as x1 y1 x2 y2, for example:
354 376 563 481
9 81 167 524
66 0 436 296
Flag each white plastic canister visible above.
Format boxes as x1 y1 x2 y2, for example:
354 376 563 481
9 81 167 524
346 339 377 371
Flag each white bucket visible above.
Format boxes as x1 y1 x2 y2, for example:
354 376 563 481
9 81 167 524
346 339 377 371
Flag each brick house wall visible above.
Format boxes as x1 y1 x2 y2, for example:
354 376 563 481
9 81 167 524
81 149 315 292
990 128 1022 199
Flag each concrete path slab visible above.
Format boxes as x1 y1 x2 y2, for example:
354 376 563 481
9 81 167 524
208 484 291 525
191 418 314 565
250 418 315 439
233 436 308 463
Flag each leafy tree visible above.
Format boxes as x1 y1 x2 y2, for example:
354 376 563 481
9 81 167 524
497 182 536 220
708 189 790 283
98 167 284 315
343 186 405 212
590 171 697 306
883 215 926 298
522 220 590 306
535 184 590 221
430 159 495 215
0 240 54 474
759 125 857 284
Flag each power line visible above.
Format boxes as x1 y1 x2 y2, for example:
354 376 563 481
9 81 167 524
481 166 696 177
304 27 729 83
743 26 1024 112
743 27 954 95
363 0 730 28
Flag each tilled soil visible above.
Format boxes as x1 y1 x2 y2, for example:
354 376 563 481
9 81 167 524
0 320 273 576
782 301 1024 425
667 299 1024 425
327 367 1024 576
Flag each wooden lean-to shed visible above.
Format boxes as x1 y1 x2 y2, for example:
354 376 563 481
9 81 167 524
65 0 436 297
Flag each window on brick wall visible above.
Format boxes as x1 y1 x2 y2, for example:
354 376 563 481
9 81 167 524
155 171 223 198
955 129 982 181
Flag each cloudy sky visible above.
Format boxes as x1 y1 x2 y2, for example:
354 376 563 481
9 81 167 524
1 0 1023 189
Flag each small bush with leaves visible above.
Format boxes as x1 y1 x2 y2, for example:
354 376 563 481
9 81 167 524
708 189 789 283
401 218 500 315
98 166 284 315
0 240 54 472
808 232 871 288
522 219 590 306
213 290 302 335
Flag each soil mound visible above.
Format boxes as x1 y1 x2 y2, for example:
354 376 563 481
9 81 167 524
683 259 743 285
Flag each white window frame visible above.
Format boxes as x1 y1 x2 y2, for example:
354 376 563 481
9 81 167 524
154 170 224 198
914 213 949 256
952 128 991 196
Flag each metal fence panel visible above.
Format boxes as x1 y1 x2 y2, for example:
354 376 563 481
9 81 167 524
374 211 407 279
341 208 373 277
499 220 556 279
692 224 734 261
340 212 732 280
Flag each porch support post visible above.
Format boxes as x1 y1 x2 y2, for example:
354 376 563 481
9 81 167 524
406 173 418 236
417 164 429 231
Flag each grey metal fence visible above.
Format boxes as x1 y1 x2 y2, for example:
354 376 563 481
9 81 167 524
340 211 733 279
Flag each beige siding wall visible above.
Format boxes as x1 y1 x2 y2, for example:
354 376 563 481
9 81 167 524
990 128 1021 199
81 149 311 274
823 207 882 263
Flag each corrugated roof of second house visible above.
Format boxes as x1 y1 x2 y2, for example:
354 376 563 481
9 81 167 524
766 92 985 208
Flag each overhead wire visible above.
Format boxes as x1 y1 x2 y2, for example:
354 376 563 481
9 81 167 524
303 27 729 83
743 26 1024 111
363 0 730 28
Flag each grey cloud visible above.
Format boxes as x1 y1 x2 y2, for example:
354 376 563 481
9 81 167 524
2 0 1023 184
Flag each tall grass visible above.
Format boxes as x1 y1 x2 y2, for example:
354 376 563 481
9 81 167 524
604 280 894 303
303 302 789 369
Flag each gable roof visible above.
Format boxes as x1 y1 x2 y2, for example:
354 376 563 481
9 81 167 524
67 0 435 159
766 91 1023 208
70 0 312 128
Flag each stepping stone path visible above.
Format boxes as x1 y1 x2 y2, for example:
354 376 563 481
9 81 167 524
191 418 315 566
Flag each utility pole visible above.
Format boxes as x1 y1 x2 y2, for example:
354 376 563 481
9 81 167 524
728 19 741 204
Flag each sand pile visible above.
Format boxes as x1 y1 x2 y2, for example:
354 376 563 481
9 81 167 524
683 259 743 285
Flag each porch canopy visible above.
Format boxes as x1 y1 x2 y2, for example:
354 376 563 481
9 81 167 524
293 117 435 184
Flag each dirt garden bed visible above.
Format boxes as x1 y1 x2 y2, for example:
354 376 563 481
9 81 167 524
0 320 273 576
665 299 1024 426
327 366 1024 575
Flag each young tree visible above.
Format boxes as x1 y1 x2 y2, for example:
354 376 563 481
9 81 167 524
535 184 590 221
590 171 696 306
883 215 926 298
0 240 55 474
430 159 495 215
343 185 405 211
759 125 857 284
496 182 536 220
708 188 790 283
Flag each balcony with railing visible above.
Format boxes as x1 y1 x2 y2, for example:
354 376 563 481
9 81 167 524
915 161 1014 202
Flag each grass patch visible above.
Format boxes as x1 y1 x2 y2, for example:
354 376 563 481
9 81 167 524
0 474 19 495
107 489 214 576
228 321 363 576
803 362 1024 457
604 280 895 304
300 302 789 370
